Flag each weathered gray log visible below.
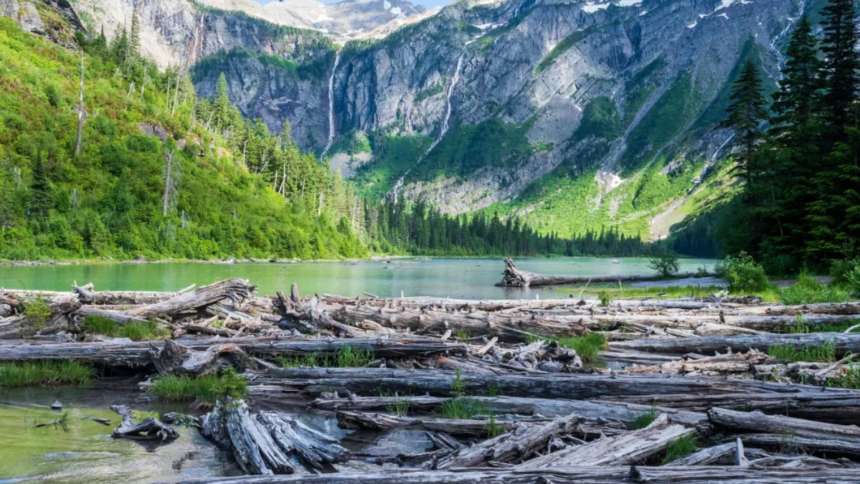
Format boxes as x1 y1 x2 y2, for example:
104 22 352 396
150 339 254 375
0 337 467 367
336 411 518 437
610 333 860 355
497 258 707 287
708 407 860 445
312 395 707 427
739 433 860 458
520 414 695 467
200 399 346 475
665 442 737 466
173 467 860 484
249 367 848 402
110 404 178 441
437 412 584 468
127 279 256 319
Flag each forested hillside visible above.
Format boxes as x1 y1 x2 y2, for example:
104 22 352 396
0 14 365 260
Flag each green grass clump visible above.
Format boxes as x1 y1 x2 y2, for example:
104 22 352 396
149 374 220 403
555 334 608 363
0 361 94 388
768 341 836 363
385 396 411 417
275 346 375 368
437 398 487 420
23 298 52 330
630 407 659 430
662 435 700 464
81 315 168 341
598 291 613 307
778 273 849 305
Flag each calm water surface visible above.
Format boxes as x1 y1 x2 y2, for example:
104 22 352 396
0 258 716 299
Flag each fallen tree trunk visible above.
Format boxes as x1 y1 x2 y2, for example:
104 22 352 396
738 433 860 458
73 307 150 326
336 411 522 437
665 442 737 466
311 395 707 427
437 412 584 468
520 414 695 467
174 466 860 484
610 333 860 355
0 338 467 368
497 258 707 287
200 399 347 475
127 279 256 319
708 407 860 445
249 367 828 403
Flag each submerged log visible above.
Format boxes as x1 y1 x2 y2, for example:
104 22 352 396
521 414 695 467
111 405 178 441
497 258 707 287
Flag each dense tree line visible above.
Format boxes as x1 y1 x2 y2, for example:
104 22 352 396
718 0 860 272
358 199 656 257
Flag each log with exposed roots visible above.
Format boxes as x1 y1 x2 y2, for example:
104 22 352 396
497 258 708 287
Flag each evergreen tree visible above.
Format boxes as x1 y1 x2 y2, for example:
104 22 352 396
718 60 767 183
29 151 53 218
130 7 141 59
214 73 233 134
820 0 859 136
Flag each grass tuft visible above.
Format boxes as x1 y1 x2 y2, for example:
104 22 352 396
630 407 659 430
778 273 849 305
81 315 168 341
148 368 247 406
768 341 836 363
555 334 608 363
0 361 94 388
662 435 700 464
275 346 374 368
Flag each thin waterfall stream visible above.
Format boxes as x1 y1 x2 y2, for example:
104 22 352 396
320 51 342 160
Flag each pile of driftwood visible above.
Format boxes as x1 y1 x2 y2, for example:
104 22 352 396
3 269 860 482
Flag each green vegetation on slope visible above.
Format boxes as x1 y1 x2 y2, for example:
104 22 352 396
0 16 364 261
535 27 595 74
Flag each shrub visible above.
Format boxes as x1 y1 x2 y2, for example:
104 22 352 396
778 273 849 305
598 291 613 307
648 252 680 277
214 367 247 401
830 259 859 285
716 252 770 293
23 298 52 330
847 265 860 298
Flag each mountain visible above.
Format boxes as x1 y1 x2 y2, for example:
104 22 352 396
8 0 825 252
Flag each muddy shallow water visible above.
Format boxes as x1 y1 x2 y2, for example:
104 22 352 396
0 386 431 483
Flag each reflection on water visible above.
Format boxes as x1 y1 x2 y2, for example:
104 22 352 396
0 386 439 483
0 257 716 299
0 386 240 483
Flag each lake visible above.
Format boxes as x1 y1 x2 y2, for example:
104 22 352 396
0 258 716 299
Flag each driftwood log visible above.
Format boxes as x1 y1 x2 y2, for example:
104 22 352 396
127 279 256 319
610 333 860 355
497 258 708 287
110 405 178 441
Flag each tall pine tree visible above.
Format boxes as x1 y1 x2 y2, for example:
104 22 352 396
820 0 858 137
719 60 768 183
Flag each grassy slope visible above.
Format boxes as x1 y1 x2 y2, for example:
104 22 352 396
0 17 363 261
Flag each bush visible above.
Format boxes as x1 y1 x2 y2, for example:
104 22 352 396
648 252 680 277
830 259 860 286
847 265 860 298
778 273 849 305
715 252 770 293
598 291 613 307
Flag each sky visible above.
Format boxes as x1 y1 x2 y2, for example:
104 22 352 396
253 0 450 10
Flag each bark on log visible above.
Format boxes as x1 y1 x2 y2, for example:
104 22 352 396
708 407 860 445
150 339 254 375
739 433 860 458
172 467 860 484
336 411 520 437
665 442 736 466
127 279 256 319
520 414 695 467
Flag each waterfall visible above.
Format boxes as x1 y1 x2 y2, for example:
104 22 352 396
391 44 473 203
320 51 341 161
768 0 808 81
